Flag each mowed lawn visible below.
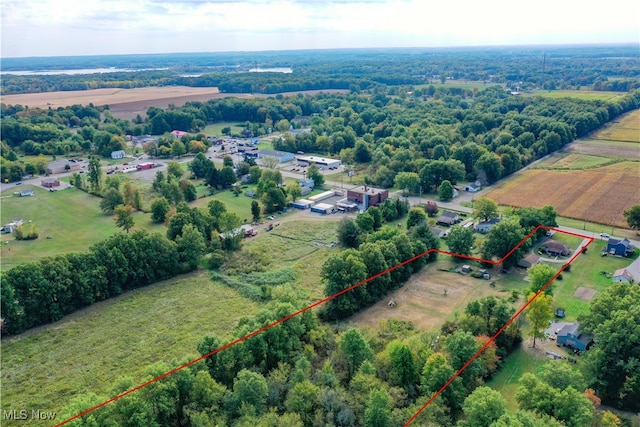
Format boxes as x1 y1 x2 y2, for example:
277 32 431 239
0 185 163 269
486 346 539 411
1 271 259 416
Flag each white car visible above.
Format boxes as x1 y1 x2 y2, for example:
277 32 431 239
600 233 610 239
267 215 276 220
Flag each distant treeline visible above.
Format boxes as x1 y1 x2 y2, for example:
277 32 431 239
2 45 639 95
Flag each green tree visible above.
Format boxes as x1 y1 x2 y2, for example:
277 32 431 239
526 292 553 348
190 153 214 179
367 206 383 230
623 204 640 229
218 166 237 187
387 340 416 388
381 198 398 222
167 161 184 180
260 155 279 170
460 386 507 427
482 218 530 268
113 204 134 232
285 380 319 425
446 225 475 256
180 179 198 202
580 282 640 410
231 369 269 416
527 263 556 296
87 156 102 194
307 163 324 187
421 352 465 414
474 198 498 221
223 155 234 168
394 171 420 195
251 200 261 222
171 139 186 157
287 181 302 202
340 328 374 378
406 207 428 229
337 218 362 248
475 152 504 184
356 211 375 233
176 224 206 272
100 187 125 214
364 389 392 427
248 166 262 184
150 197 171 223
438 180 454 201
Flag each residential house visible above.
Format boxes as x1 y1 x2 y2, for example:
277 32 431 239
41 178 60 188
110 150 126 159
540 240 571 257
518 253 541 268
475 218 501 234
171 130 189 139
606 237 635 257
612 257 640 283
429 227 447 239
436 210 460 227
554 322 592 352
20 190 34 197
463 181 481 192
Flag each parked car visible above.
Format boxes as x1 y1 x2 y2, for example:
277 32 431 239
599 233 610 238
267 215 276 220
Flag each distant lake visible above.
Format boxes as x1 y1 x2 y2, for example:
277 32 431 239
249 67 293 73
0 67 168 76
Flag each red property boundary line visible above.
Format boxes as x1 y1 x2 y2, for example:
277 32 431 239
56 226 593 427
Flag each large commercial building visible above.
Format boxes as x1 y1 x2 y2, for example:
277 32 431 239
257 149 295 163
346 185 389 210
297 155 341 169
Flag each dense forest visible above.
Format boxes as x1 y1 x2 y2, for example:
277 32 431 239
2 45 640 95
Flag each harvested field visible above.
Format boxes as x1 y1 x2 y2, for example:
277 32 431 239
574 287 597 301
1 86 349 120
590 110 640 143
537 153 620 170
565 140 640 160
484 162 640 228
348 262 504 331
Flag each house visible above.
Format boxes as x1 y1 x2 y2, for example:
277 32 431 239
606 237 635 257
540 240 571 256
41 178 60 188
554 322 592 352
612 268 634 283
475 218 501 234
2 219 24 233
518 253 541 268
436 210 460 227
463 181 482 192
346 185 389 210
19 189 35 197
110 150 126 159
300 186 313 196
171 130 189 139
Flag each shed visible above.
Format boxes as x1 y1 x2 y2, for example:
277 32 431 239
518 253 541 268
612 268 634 283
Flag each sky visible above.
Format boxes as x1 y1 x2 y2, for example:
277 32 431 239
1 0 639 58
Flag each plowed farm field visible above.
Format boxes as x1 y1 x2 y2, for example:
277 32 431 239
484 162 639 228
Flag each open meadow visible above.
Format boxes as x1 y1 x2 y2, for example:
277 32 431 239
0 186 163 269
1 217 341 417
527 89 628 102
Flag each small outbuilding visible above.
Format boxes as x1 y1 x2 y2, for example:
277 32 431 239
20 189 35 197
291 199 312 209
41 178 61 188
518 253 541 268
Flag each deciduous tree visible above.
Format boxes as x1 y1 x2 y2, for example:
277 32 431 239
114 205 134 232
526 292 553 348
446 225 475 256
474 198 498 221
623 204 640 230
438 180 454 201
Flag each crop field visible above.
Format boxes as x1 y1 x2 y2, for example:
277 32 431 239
565 139 640 160
0 271 259 415
535 152 620 170
484 162 639 228
589 109 640 143
0 186 162 269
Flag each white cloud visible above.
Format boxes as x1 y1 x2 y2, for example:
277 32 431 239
1 0 638 57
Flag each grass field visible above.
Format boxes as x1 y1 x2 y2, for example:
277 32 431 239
484 161 639 228
535 152 620 170
203 122 247 137
486 346 539 411
1 271 259 416
414 80 504 91
528 90 627 102
0 186 161 269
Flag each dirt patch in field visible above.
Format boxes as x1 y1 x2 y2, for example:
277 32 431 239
348 264 503 331
574 287 597 301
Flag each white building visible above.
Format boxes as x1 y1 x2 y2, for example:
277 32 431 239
297 155 341 169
